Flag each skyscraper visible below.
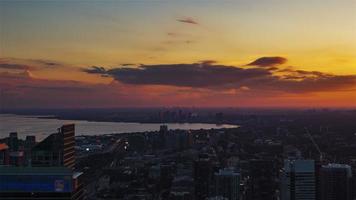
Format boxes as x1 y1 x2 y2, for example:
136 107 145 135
8 132 24 166
281 160 316 200
214 168 240 200
319 164 352 200
194 155 213 200
246 159 277 200
8 132 18 152
24 136 36 165
61 124 75 170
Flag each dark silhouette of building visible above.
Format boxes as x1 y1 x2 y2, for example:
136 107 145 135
7 132 24 166
214 168 240 200
25 136 36 147
246 159 277 200
8 132 18 152
31 131 65 167
31 124 75 170
24 135 36 165
194 155 213 200
158 125 168 149
320 164 353 200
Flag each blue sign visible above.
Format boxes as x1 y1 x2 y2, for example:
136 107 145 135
0 175 72 192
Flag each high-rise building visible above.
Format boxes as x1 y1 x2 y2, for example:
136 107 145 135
24 136 36 165
0 166 83 200
194 155 213 200
61 124 75 170
31 124 75 170
8 132 18 152
7 132 24 166
158 125 168 149
319 164 353 200
25 135 36 150
281 159 316 200
246 159 277 200
214 168 240 200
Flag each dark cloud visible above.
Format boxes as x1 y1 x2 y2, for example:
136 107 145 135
30 59 61 67
17 85 93 92
0 70 188 109
82 66 107 74
247 56 287 67
83 62 356 94
121 63 137 66
177 17 199 25
278 68 331 80
84 63 271 88
0 63 31 70
200 60 217 65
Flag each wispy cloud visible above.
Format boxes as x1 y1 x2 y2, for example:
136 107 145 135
247 56 287 67
0 63 32 70
177 17 199 25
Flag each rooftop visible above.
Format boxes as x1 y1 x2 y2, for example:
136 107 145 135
32 133 63 151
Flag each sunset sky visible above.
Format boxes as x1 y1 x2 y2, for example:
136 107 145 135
1 0 356 108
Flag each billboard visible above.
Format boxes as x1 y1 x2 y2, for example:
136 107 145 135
0 175 72 193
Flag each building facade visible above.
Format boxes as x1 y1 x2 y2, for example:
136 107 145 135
281 160 316 200
319 164 352 200
214 168 240 200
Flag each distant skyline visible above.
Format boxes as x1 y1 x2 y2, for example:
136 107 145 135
1 0 356 108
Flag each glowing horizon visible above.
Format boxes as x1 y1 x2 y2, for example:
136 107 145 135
1 0 356 108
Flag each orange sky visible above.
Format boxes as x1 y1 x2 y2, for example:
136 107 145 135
1 1 355 108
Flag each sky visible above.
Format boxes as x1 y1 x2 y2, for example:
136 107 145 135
1 0 356 108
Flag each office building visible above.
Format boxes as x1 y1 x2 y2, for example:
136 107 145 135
194 155 213 200
8 132 19 152
319 164 352 200
214 168 240 200
7 132 24 166
281 159 316 200
246 159 277 200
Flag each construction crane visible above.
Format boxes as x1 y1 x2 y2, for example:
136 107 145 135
304 127 323 162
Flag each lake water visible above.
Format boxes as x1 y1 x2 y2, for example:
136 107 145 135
0 114 238 141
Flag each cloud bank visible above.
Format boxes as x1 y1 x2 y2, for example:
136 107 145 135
83 58 356 94
2 56 355 108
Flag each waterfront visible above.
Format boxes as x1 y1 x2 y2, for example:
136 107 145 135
0 114 238 140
